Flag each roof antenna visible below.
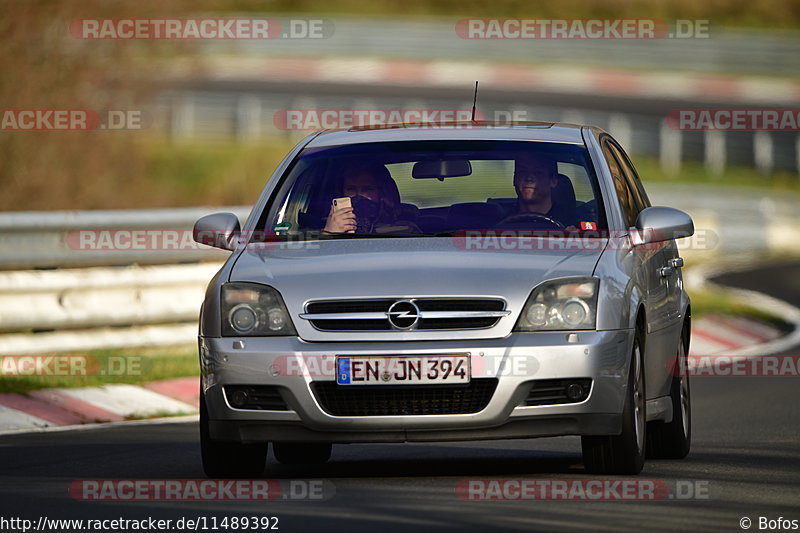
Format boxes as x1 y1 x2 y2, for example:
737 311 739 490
471 81 479 122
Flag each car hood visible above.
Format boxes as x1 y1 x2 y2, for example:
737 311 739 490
229 237 605 341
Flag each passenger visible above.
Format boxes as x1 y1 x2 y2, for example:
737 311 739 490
323 163 420 234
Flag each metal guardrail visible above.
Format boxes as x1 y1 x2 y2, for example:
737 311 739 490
0 206 247 353
0 263 220 332
0 206 250 269
0 261 223 355
646 183 800 254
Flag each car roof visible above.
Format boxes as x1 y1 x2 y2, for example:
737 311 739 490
304 121 591 148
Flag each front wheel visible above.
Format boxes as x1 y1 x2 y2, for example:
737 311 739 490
200 389 268 478
647 326 691 459
582 329 646 474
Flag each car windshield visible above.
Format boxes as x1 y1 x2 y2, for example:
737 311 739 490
257 140 606 240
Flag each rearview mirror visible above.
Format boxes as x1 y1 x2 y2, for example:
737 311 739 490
193 212 241 251
412 159 472 180
632 206 694 245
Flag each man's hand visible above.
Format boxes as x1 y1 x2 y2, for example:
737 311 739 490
323 204 356 233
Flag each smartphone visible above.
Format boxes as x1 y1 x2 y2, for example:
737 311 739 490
332 196 351 210
332 197 354 233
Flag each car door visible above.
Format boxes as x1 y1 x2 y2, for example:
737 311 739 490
609 141 683 324
602 138 672 400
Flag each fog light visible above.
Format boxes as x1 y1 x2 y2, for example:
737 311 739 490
566 382 587 402
230 389 249 408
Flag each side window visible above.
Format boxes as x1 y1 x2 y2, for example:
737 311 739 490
608 141 651 209
260 159 324 234
602 141 638 227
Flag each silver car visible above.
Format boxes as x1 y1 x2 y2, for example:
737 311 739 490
194 122 694 477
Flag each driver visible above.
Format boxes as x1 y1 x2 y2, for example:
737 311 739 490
510 154 578 229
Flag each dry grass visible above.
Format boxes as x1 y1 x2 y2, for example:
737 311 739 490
0 1 199 211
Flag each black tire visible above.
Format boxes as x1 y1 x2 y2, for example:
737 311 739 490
647 326 691 459
582 328 646 474
273 442 332 465
200 389 268 478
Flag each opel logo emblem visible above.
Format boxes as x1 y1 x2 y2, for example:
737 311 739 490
387 300 420 330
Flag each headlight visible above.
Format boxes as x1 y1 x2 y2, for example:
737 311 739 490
515 278 599 331
221 283 297 337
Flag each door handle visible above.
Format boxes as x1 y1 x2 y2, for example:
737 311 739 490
669 257 684 269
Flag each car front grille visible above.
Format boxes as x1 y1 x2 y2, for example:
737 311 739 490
310 378 498 416
521 379 593 406
301 298 508 331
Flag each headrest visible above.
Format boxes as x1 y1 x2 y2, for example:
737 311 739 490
553 173 576 208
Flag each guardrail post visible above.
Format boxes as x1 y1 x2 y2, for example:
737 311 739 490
797 133 800 177
754 131 774 175
170 94 195 141
287 96 318 141
404 99 427 119
353 98 378 124
235 95 262 142
659 120 682 176
704 130 726 176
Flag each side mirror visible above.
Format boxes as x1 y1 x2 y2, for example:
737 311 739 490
632 206 694 245
193 212 241 251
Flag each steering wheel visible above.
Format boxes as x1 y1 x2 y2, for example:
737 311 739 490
494 212 565 230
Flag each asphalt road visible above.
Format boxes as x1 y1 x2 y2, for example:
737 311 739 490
1 262 798 533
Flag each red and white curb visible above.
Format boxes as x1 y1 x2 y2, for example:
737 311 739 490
690 315 783 356
192 55 800 105
0 377 198 434
685 259 800 358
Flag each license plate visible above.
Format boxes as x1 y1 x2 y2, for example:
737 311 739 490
335 355 470 386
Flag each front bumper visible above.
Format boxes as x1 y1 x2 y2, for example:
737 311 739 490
199 329 634 443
